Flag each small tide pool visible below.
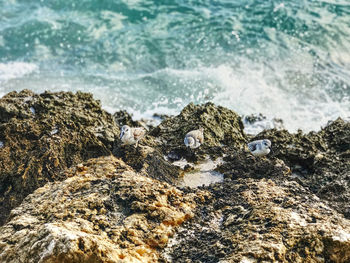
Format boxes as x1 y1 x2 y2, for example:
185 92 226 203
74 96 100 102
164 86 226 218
173 157 224 188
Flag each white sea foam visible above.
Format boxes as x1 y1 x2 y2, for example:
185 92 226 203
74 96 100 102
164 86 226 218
0 58 348 134
112 62 350 133
200 60 349 133
30 107 36 115
0 62 38 83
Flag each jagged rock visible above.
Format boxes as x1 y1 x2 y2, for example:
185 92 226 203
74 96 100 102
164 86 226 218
150 102 246 148
149 102 247 161
1 90 350 263
162 179 350 262
0 156 199 263
243 113 284 135
113 145 181 184
113 111 162 130
113 110 141 128
255 118 350 218
217 150 291 180
112 111 182 184
0 90 119 225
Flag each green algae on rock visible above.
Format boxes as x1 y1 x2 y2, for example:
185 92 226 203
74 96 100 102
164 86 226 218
111 102 247 184
0 90 119 226
0 156 198 263
1 90 350 263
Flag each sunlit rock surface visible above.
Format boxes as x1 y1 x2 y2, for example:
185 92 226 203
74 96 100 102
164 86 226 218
0 156 198 263
162 179 350 262
149 102 247 162
0 90 349 263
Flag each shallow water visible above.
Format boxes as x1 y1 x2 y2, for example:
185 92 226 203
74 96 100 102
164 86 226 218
0 0 349 132
175 157 224 188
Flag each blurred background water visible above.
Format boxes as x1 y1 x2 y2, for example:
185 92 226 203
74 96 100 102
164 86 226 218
0 0 349 132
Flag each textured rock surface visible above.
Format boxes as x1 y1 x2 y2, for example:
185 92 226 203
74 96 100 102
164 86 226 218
162 178 350 263
149 102 246 162
113 145 181 184
113 110 163 130
113 110 142 128
255 118 350 218
0 156 198 263
1 90 350 263
0 90 119 225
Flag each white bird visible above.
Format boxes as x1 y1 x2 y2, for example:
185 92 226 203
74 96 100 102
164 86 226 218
248 139 271 157
184 127 204 149
120 125 146 147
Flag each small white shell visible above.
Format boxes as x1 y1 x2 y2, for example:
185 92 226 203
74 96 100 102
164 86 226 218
50 128 58 135
30 107 36 114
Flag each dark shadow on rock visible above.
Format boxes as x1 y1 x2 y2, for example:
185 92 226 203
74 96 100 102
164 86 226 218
217 150 291 180
114 110 164 130
113 142 181 185
112 102 249 184
113 110 142 128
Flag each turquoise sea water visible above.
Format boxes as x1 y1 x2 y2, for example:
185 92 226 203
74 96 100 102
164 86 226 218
0 0 349 132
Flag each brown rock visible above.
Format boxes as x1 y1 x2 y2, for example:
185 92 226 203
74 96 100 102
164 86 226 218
0 156 197 263
255 118 350 218
149 102 247 162
163 179 350 262
0 90 119 225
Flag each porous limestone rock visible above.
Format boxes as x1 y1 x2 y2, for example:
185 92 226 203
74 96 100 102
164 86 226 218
162 179 350 262
255 118 350 218
0 90 119 225
1 91 350 263
113 110 142 128
0 156 198 263
150 102 246 148
149 102 247 162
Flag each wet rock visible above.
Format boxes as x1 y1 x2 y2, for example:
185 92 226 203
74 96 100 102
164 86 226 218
153 113 171 122
162 179 350 262
0 90 119 225
1 91 350 262
255 118 350 218
0 156 198 263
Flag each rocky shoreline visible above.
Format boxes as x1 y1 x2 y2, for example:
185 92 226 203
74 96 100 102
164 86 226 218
0 90 349 262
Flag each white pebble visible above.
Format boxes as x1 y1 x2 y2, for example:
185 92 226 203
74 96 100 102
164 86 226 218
50 128 58 135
